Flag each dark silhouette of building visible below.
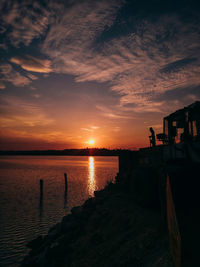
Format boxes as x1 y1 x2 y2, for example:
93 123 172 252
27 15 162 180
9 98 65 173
157 101 200 144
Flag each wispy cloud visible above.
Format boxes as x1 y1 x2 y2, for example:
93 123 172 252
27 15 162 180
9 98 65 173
1 0 50 46
27 73 38 80
90 126 99 130
10 55 52 73
81 128 93 132
1 0 200 114
0 55 50 88
0 94 80 149
0 95 54 128
41 3 200 112
0 63 31 87
81 126 100 131
96 104 132 119
33 94 40 99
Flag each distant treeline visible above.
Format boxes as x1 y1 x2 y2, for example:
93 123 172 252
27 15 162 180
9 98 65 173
0 148 131 156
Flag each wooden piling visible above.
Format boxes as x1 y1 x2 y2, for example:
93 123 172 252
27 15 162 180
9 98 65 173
64 173 68 191
40 179 43 197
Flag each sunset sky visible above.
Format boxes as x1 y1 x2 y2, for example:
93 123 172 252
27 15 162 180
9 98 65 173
0 0 200 150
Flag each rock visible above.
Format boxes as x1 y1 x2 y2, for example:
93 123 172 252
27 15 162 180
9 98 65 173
22 181 173 267
71 206 82 217
94 190 104 198
82 197 96 215
27 235 43 250
48 222 61 234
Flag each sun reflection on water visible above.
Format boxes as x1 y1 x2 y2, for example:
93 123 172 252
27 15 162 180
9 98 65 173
88 156 96 196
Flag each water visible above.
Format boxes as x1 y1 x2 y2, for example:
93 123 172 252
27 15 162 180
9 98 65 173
0 156 118 266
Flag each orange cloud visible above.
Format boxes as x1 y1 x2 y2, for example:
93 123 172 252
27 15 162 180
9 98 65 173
10 55 52 73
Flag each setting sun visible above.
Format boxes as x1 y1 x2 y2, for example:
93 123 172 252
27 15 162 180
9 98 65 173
88 139 95 145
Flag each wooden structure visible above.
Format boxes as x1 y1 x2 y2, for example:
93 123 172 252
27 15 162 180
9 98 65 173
118 101 200 267
159 101 200 144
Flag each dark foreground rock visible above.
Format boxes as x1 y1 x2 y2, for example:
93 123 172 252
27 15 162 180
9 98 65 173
21 182 173 267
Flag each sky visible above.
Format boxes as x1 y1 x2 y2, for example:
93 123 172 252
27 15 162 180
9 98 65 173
0 0 200 150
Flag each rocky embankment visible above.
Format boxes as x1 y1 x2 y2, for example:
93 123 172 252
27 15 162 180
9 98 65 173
22 181 173 267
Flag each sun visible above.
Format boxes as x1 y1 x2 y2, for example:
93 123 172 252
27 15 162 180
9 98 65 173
88 139 95 145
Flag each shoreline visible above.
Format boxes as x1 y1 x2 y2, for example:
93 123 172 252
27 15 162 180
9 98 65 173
21 180 172 267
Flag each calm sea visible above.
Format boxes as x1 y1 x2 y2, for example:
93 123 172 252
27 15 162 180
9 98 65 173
0 156 118 266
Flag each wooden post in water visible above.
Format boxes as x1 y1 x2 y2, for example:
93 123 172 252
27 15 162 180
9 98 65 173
64 173 68 192
40 179 43 198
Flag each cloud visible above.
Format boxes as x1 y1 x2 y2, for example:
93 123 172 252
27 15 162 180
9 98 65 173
0 81 5 89
33 94 40 98
0 0 50 46
0 95 79 149
96 104 132 119
90 126 99 130
0 63 31 87
42 0 123 74
27 73 38 80
81 126 99 131
151 84 200 113
81 128 93 132
10 55 52 73
41 1 200 112
1 0 200 113
0 95 54 128
160 58 198 74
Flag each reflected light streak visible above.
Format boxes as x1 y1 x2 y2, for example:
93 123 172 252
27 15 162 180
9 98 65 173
88 156 96 196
